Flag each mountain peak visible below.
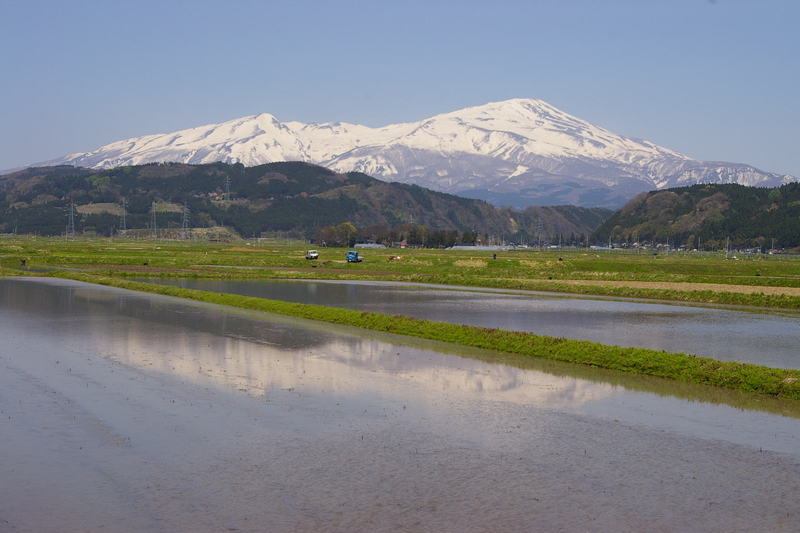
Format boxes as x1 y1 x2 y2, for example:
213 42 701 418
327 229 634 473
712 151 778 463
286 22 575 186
436 97 552 119
464 97 562 116
252 112 279 123
26 100 796 209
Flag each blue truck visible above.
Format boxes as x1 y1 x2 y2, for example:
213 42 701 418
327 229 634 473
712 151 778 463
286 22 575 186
346 250 363 263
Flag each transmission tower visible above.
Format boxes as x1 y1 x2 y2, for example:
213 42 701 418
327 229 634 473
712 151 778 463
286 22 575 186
181 201 191 240
120 198 128 231
224 175 232 201
66 201 76 238
150 201 158 240
536 218 543 249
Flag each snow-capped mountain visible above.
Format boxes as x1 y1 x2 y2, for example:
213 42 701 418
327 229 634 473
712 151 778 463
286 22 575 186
33 98 795 208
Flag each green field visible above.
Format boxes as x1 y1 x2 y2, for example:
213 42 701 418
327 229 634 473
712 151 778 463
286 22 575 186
3 235 800 402
2 236 800 308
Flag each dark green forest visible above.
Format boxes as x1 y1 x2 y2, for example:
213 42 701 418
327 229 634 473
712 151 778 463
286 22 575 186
0 162 610 244
592 183 800 249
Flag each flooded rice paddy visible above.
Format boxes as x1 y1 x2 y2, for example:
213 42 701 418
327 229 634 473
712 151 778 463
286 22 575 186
146 278 800 369
1 277 799 532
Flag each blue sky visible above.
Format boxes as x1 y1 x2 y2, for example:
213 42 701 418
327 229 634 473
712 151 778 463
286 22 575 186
1 0 798 175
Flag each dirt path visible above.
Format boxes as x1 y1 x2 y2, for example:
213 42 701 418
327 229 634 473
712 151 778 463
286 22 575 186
535 278 800 296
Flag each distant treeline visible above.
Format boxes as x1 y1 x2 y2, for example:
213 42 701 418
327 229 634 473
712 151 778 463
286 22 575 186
0 161 611 241
592 183 800 250
314 221 593 248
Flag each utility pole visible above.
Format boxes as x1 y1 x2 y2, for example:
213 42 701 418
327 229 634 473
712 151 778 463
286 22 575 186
181 201 191 240
151 201 158 240
66 201 76 239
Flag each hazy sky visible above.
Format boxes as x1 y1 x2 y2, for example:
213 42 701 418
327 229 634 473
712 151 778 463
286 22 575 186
1 0 798 175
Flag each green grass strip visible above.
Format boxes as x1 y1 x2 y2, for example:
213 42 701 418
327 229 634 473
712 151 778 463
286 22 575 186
52 271 800 400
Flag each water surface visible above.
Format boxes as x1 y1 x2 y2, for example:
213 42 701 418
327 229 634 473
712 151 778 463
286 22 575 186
146 278 800 369
2 277 799 532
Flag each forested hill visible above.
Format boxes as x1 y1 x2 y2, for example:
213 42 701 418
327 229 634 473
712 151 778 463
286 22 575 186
0 162 611 244
592 183 800 249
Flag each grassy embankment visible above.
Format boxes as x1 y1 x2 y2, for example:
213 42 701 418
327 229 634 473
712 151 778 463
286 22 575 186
4 236 800 309
49 271 800 401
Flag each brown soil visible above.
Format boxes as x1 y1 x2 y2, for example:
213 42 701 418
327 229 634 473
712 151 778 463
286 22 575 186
76 264 403 277
79 265 209 274
265 266 402 275
532 278 800 297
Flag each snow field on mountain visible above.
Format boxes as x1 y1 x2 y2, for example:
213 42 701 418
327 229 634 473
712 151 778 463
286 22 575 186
33 98 795 208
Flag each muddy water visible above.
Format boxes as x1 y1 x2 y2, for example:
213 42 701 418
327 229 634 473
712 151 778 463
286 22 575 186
2 277 800 532
144 278 800 369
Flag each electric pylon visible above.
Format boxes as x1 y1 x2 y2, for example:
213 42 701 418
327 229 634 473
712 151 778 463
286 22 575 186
181 201 191 240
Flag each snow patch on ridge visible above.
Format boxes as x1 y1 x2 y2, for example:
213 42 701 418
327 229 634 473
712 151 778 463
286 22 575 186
26 98 796 208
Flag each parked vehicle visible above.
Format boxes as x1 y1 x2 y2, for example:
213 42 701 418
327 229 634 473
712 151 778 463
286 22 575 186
305 250 320 260
346 250 363 263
